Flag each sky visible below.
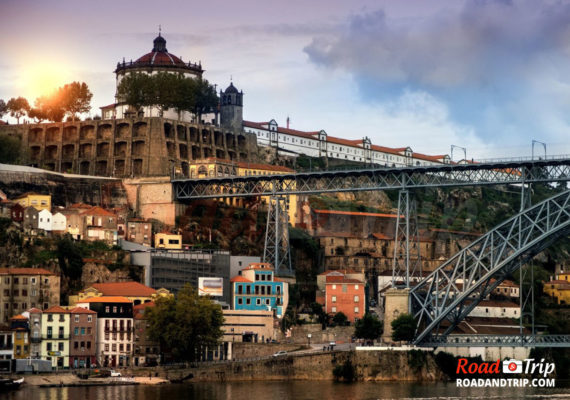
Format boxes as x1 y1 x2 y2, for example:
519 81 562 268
1 0 570 160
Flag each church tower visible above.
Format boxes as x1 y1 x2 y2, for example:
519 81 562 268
220 82 243 132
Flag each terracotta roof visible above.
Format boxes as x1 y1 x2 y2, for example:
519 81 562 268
327 136 363 147
318 269 363 276
99 103 116 109
80 206 116 217
313 209 400 218
491 279 519 288
243 120 320 139
90 282 157 297
474 300 520 308
241 262 274 271
0 268 54 276
133 302 155 312
325 276 364 284
69 307 96 314
10 314 28 321
78 296 132 303
44 306 69 313
231 276 252 283
27 308 42 313
370 144 407 155
371 233 393 240
413 153 447 163
135 51 187 67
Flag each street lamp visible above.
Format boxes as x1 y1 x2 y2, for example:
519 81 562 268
451 145 467 163
532 140 546 160
307 333 311 346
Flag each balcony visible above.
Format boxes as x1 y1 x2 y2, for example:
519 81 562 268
42 335 69 340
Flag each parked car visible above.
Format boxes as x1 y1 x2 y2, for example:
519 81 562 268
272 351 287 357
110 370 121 377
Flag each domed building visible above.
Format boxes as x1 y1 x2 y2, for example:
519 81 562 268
101 33 218 125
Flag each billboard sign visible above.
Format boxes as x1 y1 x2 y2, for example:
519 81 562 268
198 277 223 297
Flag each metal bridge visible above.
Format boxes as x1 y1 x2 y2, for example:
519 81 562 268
173 158 570 199
410 189 570 345
173 157 570 346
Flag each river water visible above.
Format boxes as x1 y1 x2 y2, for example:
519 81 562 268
3 381 570 400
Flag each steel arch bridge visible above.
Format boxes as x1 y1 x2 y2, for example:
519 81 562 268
410 189 570 345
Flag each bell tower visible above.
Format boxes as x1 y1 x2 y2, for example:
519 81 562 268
220 82 243 132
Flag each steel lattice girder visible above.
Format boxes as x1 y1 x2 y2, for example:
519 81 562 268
411 189 570 345
173 159 570 199
419 334 570 347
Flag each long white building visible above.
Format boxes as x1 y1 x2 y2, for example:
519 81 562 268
244 119 451 167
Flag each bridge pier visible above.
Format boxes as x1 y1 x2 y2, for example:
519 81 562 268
382 288 410 343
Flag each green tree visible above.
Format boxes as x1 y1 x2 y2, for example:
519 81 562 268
332 311 349 326
34 95 65 122
309 302 327 327
0 133 23 164
7 97 30 123
117 72 154 112
56 236 85 289
354 313 383 340
391 313 417 343
58 82 93 121
146 284 224 362
0 99 7 120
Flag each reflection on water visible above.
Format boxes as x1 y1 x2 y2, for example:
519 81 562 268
4 381 570 400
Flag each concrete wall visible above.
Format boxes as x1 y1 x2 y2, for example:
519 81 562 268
435 346 531 361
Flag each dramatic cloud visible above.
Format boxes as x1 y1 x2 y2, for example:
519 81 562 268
304 0 570 152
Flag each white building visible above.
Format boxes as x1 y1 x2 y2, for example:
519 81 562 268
244 119 452 168
101 33 216 125
37 209 53 231
468 300 519 319
51 212 66 232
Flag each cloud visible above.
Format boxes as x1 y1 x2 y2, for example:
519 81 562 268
302 0 570 153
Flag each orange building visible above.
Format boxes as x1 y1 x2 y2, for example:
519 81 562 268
324 272 365 323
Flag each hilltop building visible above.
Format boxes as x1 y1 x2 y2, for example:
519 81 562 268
72 281 170 306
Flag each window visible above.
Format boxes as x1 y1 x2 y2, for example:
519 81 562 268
14 277 19 284
112 344 116 352
74 341 79 349
265 299 270 305
81 327 85 335
256 298 261 305
13 290 19 297
246 298 251 305
332 296 337 303
126 344 131 352
105 306 110 313
342 285 347 293
47 342 52 351
354 296 359 303
23 278 28 285
237 298 243 305
87 342 91 349
58 342 64 351
332 284 336 290
47 314 53 322
354 307 359 314
87 315 92 323
113 307 117 313
105 344 109 352
75 315 79 323
87 327 92 335
59 314 64 322
332 307 337 313
32 289 37 296
355 285 359 290
74 327 79 335
119 344 124 352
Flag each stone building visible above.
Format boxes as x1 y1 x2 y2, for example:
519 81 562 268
0 33 256 178
133 302 159 367
0 268 60 323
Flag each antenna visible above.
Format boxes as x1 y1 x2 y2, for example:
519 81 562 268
158 24 162 36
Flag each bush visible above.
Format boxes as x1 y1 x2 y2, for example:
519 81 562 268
333 359 356 382
391 313 416 342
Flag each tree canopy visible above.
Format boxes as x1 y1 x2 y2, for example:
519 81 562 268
391 313 417 342
0 133 25 164
7 97 30 123
0 99 7 120
117 72 219 119
146 284 224 362
354 313 383 340
332 311 349 326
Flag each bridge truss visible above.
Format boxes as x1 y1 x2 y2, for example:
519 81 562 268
410 189 570 344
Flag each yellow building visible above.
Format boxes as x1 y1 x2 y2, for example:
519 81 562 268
189 158 297 223
72 281 171 306
41 306 71 368
10 314 29 359
13 193 51 211
154 232 182 249
543 280 570 305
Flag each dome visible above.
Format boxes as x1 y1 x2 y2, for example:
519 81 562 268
115 34 203 75
225 82 239 94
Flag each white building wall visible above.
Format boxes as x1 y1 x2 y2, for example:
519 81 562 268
51 212 66 231
469 304 519 318
37 209 53 231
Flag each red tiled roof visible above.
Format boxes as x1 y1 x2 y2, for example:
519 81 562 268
371 233 392 240
90 282 157 297
546 280 570 286
325 276 364 284
491 279 519 288
370 144 407 155
44 306 69 313
318 269 363 276
133 302 155 311
243 121 320 139
10 314 28 321
0 268 54 276
313 209 400 218
413 153 447 162
327 136 363 147
80 206 116 217
135 51 187 67
231 276 252 283
78 296 132 303
27 308 42 313
241 262 274 271
69 307 96 314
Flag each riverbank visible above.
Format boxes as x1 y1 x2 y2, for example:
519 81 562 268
14 350 444 386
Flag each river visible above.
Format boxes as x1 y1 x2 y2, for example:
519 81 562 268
4 381 570 400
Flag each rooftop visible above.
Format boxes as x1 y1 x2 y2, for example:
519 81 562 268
0 268 54 276
78 296 132 304
69 307 97 315
89 281 157 297
44 306 69 314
